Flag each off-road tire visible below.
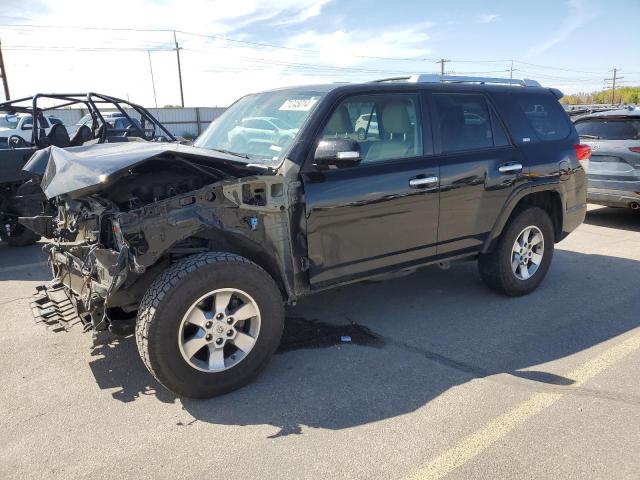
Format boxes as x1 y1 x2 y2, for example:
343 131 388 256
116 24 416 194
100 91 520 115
6 226 40 247
478 207 554 296
135 252 284 398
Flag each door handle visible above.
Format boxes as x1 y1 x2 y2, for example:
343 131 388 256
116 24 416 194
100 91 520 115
409 175 439 188
498 163 523 174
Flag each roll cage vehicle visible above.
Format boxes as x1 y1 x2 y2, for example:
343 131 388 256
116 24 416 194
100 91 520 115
24 76 588 398
0 93 175 246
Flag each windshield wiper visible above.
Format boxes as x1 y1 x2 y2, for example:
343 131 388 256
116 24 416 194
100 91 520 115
209 148 251 160
579 134 601 139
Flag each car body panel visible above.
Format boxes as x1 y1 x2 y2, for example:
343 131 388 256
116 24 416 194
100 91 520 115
23 81 586 332
573 109 640 208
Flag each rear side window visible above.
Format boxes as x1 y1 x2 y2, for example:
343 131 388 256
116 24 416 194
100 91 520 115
516 93 570 141
434 93 494 152
575 118 640 140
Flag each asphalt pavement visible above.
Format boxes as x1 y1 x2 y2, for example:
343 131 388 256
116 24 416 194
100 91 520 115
1 205 639 479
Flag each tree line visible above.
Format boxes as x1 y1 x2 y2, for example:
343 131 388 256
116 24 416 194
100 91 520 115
561 86 640 105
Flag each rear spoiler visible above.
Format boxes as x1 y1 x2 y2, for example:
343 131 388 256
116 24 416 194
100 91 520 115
549 88 564 100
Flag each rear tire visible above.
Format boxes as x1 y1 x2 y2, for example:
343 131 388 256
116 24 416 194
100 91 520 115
135 252 284 398
478 207 554 296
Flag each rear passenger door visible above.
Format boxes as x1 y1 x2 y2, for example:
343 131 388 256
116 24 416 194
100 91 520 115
431 92 526 255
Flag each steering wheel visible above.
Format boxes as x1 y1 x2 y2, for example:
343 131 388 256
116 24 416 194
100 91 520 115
143 125 156 140
123 124 156 140
8 135 29 149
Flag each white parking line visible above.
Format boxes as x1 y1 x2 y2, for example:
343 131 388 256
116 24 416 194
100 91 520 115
403 328 640 480
0 261 47 274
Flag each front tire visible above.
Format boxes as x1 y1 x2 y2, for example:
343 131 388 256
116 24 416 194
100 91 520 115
135 252 284 398
478 207 554 296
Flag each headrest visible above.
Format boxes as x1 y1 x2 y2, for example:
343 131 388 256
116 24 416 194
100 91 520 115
381 102 411 134
325 105 352 134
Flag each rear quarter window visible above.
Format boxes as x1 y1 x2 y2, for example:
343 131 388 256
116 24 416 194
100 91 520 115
516 93 570 141
575 118 640 140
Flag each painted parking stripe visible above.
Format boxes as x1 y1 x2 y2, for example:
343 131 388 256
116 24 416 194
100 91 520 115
403 328 640 480
0 261 47 273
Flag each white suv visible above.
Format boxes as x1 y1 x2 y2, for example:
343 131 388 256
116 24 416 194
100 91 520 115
0 113 53 143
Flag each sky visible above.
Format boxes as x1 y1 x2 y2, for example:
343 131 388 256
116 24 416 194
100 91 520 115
0 0 638 107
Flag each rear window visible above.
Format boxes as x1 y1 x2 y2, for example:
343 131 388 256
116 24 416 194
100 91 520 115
516 93 570 141
575 118 640 140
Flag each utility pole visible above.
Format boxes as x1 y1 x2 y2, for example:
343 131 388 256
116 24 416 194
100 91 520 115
0 38 10 101
604 68 624 105
147 51 158 108
509 60 517 80
173 30 184 107
436 58 450 76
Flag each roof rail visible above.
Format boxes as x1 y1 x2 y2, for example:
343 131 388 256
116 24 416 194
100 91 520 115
372 74 541 87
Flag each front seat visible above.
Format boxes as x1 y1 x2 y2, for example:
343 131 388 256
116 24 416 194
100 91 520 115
69 125 92 146
365 102 414 162
324 105 353 138
47 123 71 148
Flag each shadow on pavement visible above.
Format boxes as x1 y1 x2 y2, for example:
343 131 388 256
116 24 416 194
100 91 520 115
0 242 50 282
86 248 640 437
585 206 640 232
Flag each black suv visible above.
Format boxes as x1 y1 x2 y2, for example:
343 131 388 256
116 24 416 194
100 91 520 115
23 75 588 398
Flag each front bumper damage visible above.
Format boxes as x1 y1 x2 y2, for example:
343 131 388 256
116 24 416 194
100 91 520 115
33 242 132 332
27 174 302 334
31 283 82 332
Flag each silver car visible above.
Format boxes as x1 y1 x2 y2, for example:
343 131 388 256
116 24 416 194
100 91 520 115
574 107 640 210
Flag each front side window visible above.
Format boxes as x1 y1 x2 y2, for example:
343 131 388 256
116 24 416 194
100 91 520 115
21 116 33 129
516 93 570 141
575 118 640 140
322 93 423 164
434 93 494 152
194 90 325 165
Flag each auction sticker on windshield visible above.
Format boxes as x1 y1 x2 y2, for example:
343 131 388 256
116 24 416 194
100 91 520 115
279 98 319 111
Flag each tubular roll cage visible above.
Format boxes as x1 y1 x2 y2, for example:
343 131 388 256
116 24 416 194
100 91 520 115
0 92 176 145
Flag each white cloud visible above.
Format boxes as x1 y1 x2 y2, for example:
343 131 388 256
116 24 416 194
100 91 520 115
272 0 333 26
289 23 434 67
1 1 435 107
478 13 501 24
528 0 600 55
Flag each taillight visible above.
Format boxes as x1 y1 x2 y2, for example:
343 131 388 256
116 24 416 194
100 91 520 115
574 144 591 161
629 147 640 154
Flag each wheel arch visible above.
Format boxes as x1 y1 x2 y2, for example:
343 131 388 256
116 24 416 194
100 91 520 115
482 186 563 254
194 229 292 301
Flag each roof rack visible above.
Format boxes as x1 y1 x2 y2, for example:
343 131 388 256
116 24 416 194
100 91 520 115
373 74 541 87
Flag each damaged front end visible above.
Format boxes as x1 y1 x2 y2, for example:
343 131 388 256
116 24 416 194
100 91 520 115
23 142 302 333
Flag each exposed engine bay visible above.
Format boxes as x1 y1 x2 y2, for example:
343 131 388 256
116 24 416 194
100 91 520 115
22 143 302 333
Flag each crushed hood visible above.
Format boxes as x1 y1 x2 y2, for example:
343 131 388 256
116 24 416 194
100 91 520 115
23 141 260 199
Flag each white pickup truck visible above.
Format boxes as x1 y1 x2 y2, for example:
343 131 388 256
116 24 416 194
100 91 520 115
0 113 53 144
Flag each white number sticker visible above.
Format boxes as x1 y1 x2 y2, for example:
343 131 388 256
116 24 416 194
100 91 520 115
279 98 318 111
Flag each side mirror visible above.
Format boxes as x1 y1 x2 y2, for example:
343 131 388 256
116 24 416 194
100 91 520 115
314 138 361 168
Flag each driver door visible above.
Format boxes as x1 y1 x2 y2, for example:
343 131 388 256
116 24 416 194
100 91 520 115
302 92 440 288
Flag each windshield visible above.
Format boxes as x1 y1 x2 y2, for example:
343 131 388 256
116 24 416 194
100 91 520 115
194 90 325 164
575 118 640 140
0 115 19 129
